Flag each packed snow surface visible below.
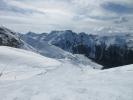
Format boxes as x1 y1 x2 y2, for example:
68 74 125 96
0 46 133 100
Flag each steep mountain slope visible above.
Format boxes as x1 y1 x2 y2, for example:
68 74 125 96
22 31 96 60
0 46 133 100
21 31 72 59
21 31 102 69
22 30 133 68
94 35 133 68
0 26 34 50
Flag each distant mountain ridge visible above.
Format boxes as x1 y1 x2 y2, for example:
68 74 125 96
22 30 133 69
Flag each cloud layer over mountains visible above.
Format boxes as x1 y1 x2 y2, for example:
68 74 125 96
0 0 133 33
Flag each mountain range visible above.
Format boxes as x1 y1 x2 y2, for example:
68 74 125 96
21 30 133 69
1 26 133 69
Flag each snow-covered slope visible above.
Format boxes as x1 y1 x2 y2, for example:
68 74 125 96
0 46 101 80
0 46 62 80
0 46 133 100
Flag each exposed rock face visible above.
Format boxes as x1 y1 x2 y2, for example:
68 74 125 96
0 27 22 48
0 27 34 51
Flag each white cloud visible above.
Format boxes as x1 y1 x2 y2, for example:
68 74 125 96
0 0 133 33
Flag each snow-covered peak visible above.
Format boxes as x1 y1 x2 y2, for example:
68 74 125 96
27 31 38 36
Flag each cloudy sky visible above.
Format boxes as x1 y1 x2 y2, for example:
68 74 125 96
0 0 133 33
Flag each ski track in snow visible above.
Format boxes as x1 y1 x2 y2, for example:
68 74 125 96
0 46 133 100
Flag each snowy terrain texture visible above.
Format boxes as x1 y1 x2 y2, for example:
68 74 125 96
0 46 133 100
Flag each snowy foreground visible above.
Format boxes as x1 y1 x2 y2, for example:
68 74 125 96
0 46 133 100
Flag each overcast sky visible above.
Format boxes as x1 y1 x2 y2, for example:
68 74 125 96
0 0 133 33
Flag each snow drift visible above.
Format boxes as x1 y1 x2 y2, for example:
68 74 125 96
0 46 133 100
